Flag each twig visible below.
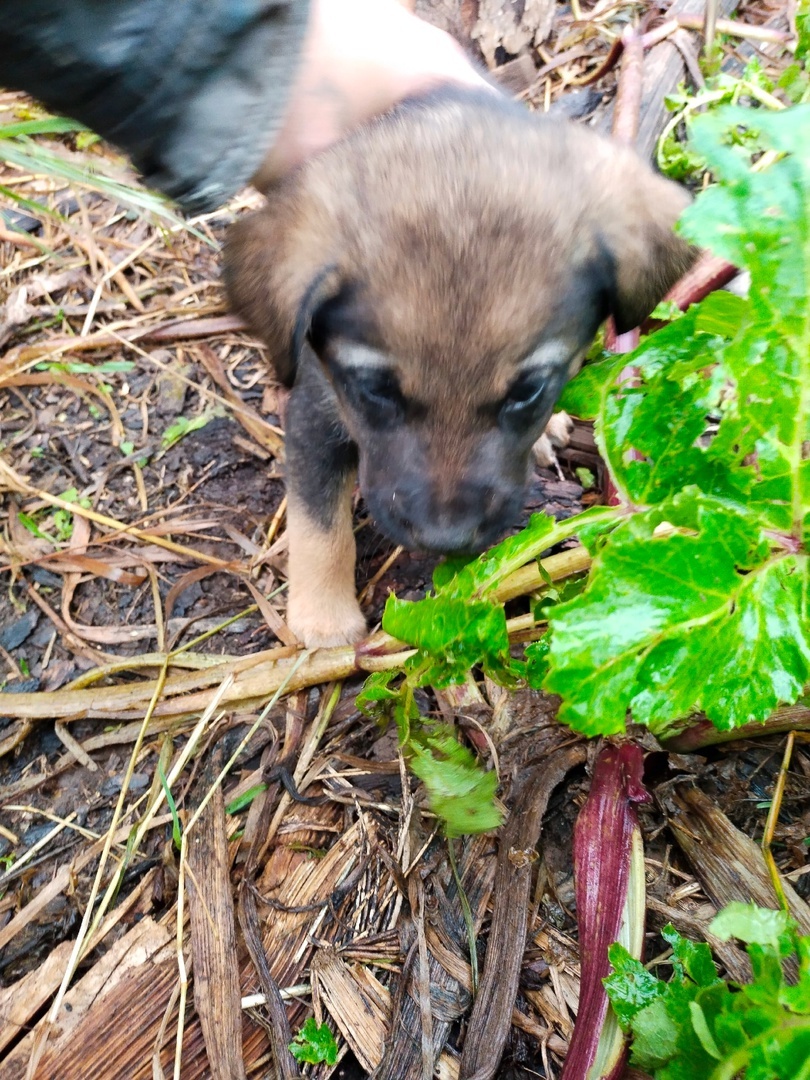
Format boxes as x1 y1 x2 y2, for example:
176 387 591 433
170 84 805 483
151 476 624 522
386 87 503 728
677 12 793 44
762 731 795 915
0 457 238 571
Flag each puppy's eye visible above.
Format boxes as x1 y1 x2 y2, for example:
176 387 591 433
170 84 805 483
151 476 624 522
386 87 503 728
344 368 405 426
501 375 548 420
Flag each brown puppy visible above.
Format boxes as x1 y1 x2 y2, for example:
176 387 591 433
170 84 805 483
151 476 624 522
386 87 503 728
225 88 694 647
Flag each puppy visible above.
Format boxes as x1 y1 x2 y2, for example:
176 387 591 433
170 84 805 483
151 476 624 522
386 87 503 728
225 88 694 648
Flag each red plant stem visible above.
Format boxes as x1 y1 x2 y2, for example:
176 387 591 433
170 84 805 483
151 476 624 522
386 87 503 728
611 27 644 149
660 251 739 312
560 742 652 1080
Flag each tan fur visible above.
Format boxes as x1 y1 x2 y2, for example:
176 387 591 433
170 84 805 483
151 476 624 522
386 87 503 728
285 484 366 648
227 98 693 394
533 411 574 470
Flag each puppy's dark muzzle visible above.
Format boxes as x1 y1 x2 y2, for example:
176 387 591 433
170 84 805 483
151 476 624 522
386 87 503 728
369 483 524 555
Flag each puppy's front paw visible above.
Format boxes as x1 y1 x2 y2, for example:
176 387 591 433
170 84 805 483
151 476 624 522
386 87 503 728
532 411 574 470
285 487 366 648
287 586 367 649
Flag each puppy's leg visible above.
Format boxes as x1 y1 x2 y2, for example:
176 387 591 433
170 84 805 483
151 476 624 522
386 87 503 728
532 411 575 472
284 370 365 648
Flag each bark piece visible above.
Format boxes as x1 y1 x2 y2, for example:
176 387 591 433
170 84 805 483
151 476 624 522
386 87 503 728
459 744 587 1080
663 784 810 934
187 776 247 1080
472 0 555 68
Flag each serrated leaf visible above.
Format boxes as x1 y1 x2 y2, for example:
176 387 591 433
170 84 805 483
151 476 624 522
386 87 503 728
356 669 401 711
662 925 720 989
559 351 622 419
546 494 810 735
408 729 501 837
382 594 513 686
289 1018 338 1065
441 511 558 598
709 902 794 951
608 904 810 1079
524 637 550 688
597 295 754 514
604 944 665 1028
598 108 810 542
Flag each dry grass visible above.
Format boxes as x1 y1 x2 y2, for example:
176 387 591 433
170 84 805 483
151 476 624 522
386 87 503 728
0 4 808 1078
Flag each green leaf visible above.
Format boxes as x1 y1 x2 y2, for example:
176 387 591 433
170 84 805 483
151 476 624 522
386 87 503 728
627 998 681 1071
356 669 401 712
524 637 550 688
559 352 622 419
432 554 477 590
689 1002 722 1060
289 1018 339 1066
161 413 212 449
382 594 514 686
575 466 596 490
0 116 87 139
662 924 720 988
545 494 810 735
75 130 101 151
709 903 794 951
225 783 267 815
555 120 810 736
439 511 559 598
0 136 194 233
408 728 501 837
597 298 746 513
157 762 182 851
17 512 49 540
604 943 666 1028
607 905 810 1079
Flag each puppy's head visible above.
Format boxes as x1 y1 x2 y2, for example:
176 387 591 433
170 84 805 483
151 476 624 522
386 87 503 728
226 90 695 554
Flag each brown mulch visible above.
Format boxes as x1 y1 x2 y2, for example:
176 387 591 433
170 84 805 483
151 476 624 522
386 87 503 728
0 3 807 1079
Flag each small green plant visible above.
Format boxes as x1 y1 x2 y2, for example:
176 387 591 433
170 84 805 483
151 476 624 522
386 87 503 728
35 359 136 376
18 486 90 545
289 1018 339 1066
224 784 267 816
157 762 182 851
161 412 215 450
605 903 810 1079
658 59 790 181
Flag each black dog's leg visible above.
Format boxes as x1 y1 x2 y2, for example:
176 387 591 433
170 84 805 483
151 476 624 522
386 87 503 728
283 361 364 647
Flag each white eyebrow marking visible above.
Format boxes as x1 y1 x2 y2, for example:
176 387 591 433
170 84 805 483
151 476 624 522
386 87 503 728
518 339 570 373
332 342 391 369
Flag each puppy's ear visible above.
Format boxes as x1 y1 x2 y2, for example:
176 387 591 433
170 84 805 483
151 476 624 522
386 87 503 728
597 152 698 334
224 199 342 386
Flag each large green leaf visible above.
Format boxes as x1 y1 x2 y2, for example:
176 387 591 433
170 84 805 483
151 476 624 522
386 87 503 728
547 107 810 736
545 494 810 735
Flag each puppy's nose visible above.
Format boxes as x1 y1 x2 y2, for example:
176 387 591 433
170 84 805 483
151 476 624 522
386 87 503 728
408 520 484 554
389 486 507 554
